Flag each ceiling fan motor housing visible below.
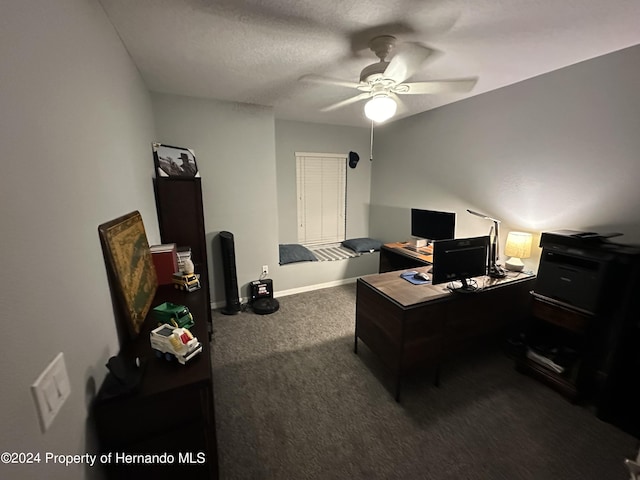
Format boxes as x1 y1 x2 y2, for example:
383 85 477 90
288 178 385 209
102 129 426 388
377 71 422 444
359 62 389 83
369 35 396 60
360 35 396 83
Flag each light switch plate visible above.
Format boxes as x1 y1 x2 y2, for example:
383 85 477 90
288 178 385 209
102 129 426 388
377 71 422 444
31 352 71 432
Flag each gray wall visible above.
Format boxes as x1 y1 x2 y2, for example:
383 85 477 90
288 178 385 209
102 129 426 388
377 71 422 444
150 102 380 303
370 44 640 272
274 120 379 292
276 120 373 242
0 1 158 479
151 93 280 305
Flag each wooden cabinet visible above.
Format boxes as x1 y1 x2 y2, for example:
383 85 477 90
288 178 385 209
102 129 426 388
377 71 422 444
93 177 218 478
516 293 594 402
93 284 218 479
530 296 589 333
517 231 640 407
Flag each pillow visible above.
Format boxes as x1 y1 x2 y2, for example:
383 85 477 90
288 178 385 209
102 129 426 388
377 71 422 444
342 238 383 253
279 244 318 265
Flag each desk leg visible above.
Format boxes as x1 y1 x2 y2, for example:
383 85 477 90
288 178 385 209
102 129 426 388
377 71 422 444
354 333 358 354
434 364 441 387
394 359 404 402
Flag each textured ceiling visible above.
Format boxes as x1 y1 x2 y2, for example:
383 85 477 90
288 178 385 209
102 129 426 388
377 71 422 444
99 0 640 127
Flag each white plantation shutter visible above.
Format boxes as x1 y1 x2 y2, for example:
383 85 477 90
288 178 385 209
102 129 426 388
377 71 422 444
296 152 347 246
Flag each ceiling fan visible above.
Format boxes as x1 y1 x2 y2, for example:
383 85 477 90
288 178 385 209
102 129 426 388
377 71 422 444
301 35 477 122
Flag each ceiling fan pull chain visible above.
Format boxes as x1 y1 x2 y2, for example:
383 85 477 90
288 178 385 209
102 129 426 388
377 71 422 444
370 120 374 161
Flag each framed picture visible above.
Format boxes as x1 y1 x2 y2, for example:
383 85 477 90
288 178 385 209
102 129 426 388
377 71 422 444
98 211 158 339
152 143 200 178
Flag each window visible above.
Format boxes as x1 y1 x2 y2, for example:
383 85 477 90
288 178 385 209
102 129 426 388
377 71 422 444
296 152 347 246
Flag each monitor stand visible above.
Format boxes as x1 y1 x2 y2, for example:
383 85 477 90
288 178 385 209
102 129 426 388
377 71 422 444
489 263 507 278
448 278 479 293
488 240 507 278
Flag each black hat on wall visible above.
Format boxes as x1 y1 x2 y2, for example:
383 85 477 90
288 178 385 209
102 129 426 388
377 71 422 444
348 151 360 169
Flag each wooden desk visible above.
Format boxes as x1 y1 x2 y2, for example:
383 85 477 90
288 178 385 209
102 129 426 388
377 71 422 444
355 267 535 401
379 242 434 273
93 283 218 479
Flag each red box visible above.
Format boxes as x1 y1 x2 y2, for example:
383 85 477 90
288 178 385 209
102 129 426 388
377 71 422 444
150 243 178 285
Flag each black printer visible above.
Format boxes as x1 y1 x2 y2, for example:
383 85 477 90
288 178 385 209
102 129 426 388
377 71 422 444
535 230 634 313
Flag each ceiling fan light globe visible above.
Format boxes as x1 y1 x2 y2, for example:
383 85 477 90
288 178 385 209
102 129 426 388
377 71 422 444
364 95 397 123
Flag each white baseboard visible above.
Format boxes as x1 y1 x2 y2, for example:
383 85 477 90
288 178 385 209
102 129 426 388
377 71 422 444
210 277 358 310
274 277 358 298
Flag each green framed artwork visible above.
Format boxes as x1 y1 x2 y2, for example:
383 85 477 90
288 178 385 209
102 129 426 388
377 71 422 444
99 211 158 339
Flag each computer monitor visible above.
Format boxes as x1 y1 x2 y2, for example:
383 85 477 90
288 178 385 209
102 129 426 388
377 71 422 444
432 236 490 292
410 209 456 242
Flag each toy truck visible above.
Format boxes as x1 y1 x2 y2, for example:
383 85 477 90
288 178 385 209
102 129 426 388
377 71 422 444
150 324 202 365
172 272 201 292
152 302 195 329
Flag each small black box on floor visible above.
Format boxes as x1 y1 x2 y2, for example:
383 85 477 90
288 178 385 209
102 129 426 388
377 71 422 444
250 279 279 314
250 279 273 301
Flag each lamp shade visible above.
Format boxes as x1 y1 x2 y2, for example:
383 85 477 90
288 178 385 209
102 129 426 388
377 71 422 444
504 231 532 271
364 95 397 123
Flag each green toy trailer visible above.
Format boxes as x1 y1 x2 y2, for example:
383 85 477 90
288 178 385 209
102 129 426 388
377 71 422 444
152 302 195 329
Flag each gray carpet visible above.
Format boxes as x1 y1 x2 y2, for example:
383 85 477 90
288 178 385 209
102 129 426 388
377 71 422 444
211 283 638 480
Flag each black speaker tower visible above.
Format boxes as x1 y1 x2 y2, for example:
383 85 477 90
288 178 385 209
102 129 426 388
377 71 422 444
219 231 241 315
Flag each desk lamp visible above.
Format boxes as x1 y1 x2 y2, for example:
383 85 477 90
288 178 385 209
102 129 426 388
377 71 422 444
504 231 532 272
467 209 507 278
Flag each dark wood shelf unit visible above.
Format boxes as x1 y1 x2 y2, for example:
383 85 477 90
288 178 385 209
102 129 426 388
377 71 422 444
93 176 218 478
153 176 211 327
93 283 218 479
153 177 209 279
516 293 593 402
518 357 580 400
517 231 640 412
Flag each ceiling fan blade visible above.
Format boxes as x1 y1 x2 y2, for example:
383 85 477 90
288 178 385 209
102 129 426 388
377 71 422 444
320 92 371 112
383 42 432 84
397 78 478 94
299 74 364 90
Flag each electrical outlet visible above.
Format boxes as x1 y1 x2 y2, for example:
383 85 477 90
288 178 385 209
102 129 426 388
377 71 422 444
262 265 269 275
